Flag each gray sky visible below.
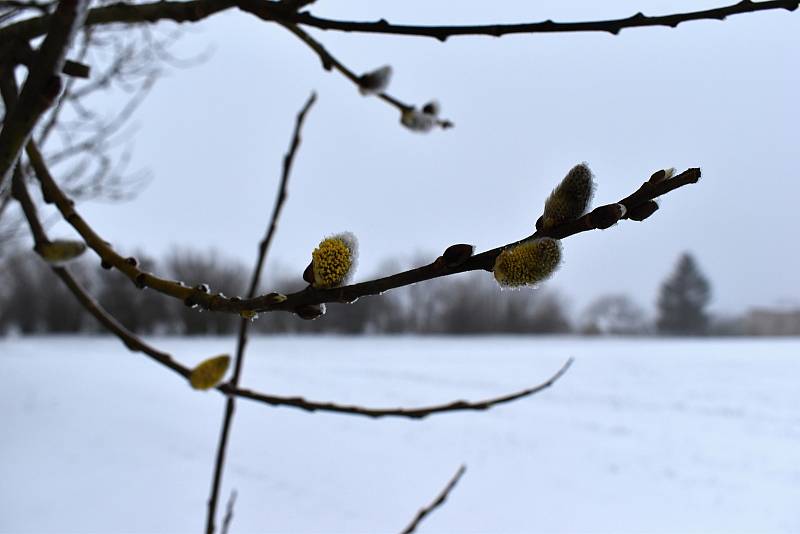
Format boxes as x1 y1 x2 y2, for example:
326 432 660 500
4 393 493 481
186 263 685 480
49 1 800 315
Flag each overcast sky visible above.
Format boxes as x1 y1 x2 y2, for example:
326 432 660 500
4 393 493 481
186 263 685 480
46 0 800 316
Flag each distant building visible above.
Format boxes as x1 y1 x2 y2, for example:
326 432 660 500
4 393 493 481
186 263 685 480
744 308 800 336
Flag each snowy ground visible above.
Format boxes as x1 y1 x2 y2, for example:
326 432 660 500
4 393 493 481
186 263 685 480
1 336 799 534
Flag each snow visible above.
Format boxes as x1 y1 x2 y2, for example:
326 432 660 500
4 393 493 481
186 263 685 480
2 336 799 533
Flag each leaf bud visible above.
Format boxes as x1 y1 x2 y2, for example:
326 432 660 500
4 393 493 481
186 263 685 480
442 244 474 268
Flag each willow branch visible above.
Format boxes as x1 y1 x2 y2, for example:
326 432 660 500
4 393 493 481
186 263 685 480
25 134 700 317
0 0 90 191
236 4 451 126
205 92 316 534
400 465 467 534
292 0 799 40
3 0 796 43
11 176 194 377
278 21 409 114
225 358 573 419
10 136 575 420
246 91 316 301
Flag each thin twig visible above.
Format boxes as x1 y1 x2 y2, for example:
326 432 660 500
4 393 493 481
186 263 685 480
224 358 573 419
292 0 800 40
205 92 316 534
268 21 451 128
220 489 237 534
400 465 467 534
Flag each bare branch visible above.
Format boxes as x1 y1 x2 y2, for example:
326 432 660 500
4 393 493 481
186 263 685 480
23 124 701 318
246 91 316 300
235 5 451 128
0 0 90 191
3 0 796 42
400 465 467 534
291 1 800 41
12 131 573 422
205 92 316 534
224 358 573 419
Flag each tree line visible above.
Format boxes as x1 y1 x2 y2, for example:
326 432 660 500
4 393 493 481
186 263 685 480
1 247 724 336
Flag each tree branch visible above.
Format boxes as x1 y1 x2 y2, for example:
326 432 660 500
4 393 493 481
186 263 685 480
1 0 233 42
236 4 451 127
23 122 701 318
0 0 90 192
400 465 467 534
291 0 800 41
3 0 796 43
225 358 573 419
205 91 316 534
9 119 575 421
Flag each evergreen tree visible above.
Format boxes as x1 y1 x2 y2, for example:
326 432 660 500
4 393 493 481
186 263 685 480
656 253 712 335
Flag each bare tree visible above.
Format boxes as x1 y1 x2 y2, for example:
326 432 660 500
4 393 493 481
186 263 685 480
2 1 795 531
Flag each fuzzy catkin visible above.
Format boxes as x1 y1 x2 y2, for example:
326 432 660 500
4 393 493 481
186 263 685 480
540 163 595 229
493 238 562 288
311 233 358 289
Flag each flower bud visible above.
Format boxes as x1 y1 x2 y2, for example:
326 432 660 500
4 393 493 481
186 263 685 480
134 272 148 289
400 100 441 133
295 303 326 320
628 200 659 221
648 167 676 184
311 232 358 289
539 163 595 230
588 204 626 230
493 238 561 288
189 354 230 390
421 100 440 116
302 261 314 284
239 310 258 320
442 244 474 268
266 292 288 303
400 108 436 133
358 65 392 96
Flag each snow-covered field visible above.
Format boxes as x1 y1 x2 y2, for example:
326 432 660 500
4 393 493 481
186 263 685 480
1 336 799 533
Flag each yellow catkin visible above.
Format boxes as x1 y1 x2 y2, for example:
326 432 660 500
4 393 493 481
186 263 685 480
189 354 231 390
36 240 87 264
311 233 357 289
540 163 595 229
493 238 562 288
